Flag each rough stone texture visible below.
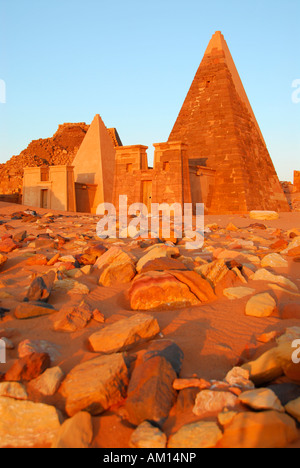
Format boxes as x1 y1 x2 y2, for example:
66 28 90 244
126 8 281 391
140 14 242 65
99 260 136 287
168 31 289 214
251 269 298 291
51 411 93 448
249 211 280 220
0 382 28 400
0 253 8 268
219 411 298 448
14 302 56 319
88 313 160 354
225 367 254 389
195 259 229 286
60 353 129 417
168 421 222 448
0 397 62 448
18 339 61 363
285 397 300 423
129 271 200 310
129 270 215 311
0 237 18 253
245 293 277 318
125 355 177 426
4 352 51 382
53 302 93 332
136 246 180 273
53 279 89 295
25 270 56 303
238 388 284 412
29 366 64 396
193 390 238 417
261 253 288 268
129 421 167 449
143 339 184 375
139 257 188 274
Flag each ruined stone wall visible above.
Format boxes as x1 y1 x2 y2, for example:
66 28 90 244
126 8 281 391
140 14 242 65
294 171 300 192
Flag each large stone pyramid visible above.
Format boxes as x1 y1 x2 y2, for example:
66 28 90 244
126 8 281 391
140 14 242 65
168 31 289 213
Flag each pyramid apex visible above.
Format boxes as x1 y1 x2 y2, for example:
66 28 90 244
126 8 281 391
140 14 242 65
205 30 227 55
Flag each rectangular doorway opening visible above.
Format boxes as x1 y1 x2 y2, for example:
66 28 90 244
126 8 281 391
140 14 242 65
40 189 48 209
142 181 152 212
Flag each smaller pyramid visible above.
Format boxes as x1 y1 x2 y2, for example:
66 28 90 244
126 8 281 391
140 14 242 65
73 114 116 213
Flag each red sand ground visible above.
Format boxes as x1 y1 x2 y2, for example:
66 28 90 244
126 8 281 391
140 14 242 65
0 201 300 448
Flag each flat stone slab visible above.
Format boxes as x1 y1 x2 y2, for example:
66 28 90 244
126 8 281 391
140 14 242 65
245 293 277 317
0 397 62 448
168 421 222 448
223 287 255 300
238 388 284 412
88 313 160 354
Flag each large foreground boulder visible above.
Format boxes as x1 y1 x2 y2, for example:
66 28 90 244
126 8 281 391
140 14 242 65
219 411 298 448
129 270 215 311
125 355 177 426
168 421 222 448
60 353 129 417
0 397 62 448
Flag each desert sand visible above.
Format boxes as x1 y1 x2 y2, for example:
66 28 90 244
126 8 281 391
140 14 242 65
0 201 300 448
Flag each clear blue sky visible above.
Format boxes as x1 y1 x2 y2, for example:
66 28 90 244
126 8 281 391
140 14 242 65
0 0 299 181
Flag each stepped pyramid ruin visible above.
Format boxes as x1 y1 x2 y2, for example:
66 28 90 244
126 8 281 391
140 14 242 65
168 31 290 213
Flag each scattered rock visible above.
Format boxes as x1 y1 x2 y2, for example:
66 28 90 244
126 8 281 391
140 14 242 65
0 382 28 400
139 257 188 274
193 390 238 417
29 367 64 396
26 254 48 266
245 293 277 317
18 339 60 363
53 279 89 295
219 411 298 448
51 411 93 448
0 237 19 253
218 410 238 427
0 397 62 448
125 356 177 426
25 270 56 302
143 339 184 375
54 301 93 332
251 268 298 291
4 352 51 382
225 367 254 389
173 378 211 391
238 388 284 412
0 254 8 268
60 353 129 417
195 259 229 286
14 302 56 320
261 253 288 268
168 421 222 448
136 245 179 273
88 313 160 354
129 421 167 449
99 260 136 287
249 211 279 220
